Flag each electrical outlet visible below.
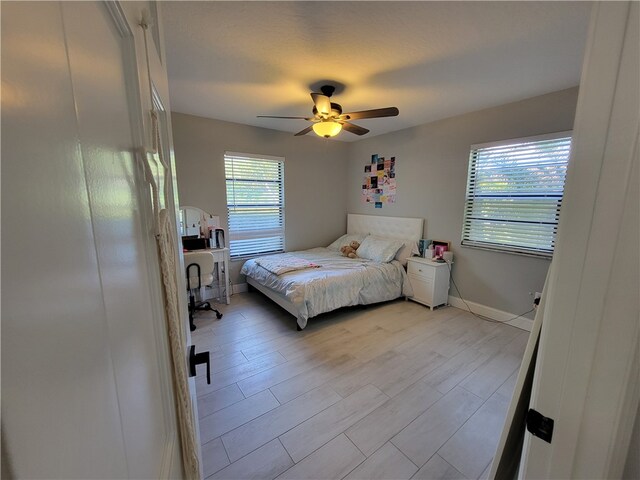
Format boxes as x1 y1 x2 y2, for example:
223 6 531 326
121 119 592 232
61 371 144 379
533 291 542 308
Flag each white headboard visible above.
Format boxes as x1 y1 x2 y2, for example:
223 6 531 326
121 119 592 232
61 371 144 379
347 214 424 265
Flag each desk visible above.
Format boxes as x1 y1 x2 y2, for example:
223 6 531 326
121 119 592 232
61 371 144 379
184 247 230 305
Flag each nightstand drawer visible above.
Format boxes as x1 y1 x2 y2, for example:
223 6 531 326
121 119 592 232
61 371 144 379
408 274 434 304
407 261 435 279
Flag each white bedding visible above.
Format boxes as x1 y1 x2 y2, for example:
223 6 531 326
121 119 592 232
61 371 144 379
254 254 320 275
241 248 413 329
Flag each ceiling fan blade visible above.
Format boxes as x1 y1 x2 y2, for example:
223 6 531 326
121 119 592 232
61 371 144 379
257 115 314 120
311 93 332 116
341 122 370 136
340 107 399 121
294 125 314 136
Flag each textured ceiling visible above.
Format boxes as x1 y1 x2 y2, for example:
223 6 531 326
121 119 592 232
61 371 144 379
162 1 592 141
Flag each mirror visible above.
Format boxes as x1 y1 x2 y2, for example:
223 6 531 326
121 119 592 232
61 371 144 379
178 206 220 237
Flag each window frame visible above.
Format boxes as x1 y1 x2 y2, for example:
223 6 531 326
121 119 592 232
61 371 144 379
461 131 572 258
224 151 285 260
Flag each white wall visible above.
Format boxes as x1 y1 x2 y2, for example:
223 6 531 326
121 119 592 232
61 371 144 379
171 113 349 283
346 88 579 317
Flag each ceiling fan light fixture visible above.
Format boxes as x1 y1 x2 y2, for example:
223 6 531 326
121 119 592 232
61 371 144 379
312 120 342 138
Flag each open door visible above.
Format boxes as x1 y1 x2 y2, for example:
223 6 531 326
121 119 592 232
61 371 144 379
2 1 202 477
491 2 639 478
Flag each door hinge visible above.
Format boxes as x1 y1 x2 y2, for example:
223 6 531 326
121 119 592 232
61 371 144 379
526 408 554 443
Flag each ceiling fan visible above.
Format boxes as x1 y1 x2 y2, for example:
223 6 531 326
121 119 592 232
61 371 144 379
257 85 399 138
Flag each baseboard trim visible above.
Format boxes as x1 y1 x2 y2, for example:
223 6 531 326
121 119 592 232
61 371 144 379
232 283 248 294
447 296 533 332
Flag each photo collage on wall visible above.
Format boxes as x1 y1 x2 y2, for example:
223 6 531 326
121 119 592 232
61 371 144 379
362 154 396 208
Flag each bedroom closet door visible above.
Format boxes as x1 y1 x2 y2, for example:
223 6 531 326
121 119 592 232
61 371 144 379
2 2 183 477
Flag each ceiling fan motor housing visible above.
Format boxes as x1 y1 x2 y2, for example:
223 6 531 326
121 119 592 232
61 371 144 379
312 102 342 118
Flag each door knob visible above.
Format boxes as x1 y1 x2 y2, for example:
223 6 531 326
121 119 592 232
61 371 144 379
189 345 211 384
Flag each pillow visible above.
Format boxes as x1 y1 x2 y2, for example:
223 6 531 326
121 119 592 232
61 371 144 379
356 235 405 263
394 241 417 266
327 233 367 251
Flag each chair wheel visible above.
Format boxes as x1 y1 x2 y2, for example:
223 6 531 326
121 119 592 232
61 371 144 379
216 312 223 319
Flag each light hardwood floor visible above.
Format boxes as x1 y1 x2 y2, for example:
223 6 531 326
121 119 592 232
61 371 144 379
191 292 529 480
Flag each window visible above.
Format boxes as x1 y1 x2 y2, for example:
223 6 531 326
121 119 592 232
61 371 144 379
461 132 571 257
224 152 285 259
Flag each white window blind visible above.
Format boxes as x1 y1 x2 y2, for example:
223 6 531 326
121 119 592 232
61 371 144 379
461 132 571 257
224 152 285 259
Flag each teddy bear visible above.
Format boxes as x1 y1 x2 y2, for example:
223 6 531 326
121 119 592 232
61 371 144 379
340 240 361 259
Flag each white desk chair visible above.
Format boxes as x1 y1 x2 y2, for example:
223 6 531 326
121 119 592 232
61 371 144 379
186 251 223 331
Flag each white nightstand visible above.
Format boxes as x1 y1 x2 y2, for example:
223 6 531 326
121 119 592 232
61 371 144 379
406 257 450 310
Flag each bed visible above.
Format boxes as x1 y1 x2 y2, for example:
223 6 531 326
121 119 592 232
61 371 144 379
241 214 424 330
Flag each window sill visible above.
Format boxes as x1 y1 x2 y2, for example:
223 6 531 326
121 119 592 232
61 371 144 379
461 243 553 260
230 250 285 262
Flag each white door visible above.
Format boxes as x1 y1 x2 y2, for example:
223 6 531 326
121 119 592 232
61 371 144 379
517 2 639 479
2 2 183 477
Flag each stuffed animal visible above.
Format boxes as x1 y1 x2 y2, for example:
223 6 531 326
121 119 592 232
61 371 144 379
340 240 361 259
